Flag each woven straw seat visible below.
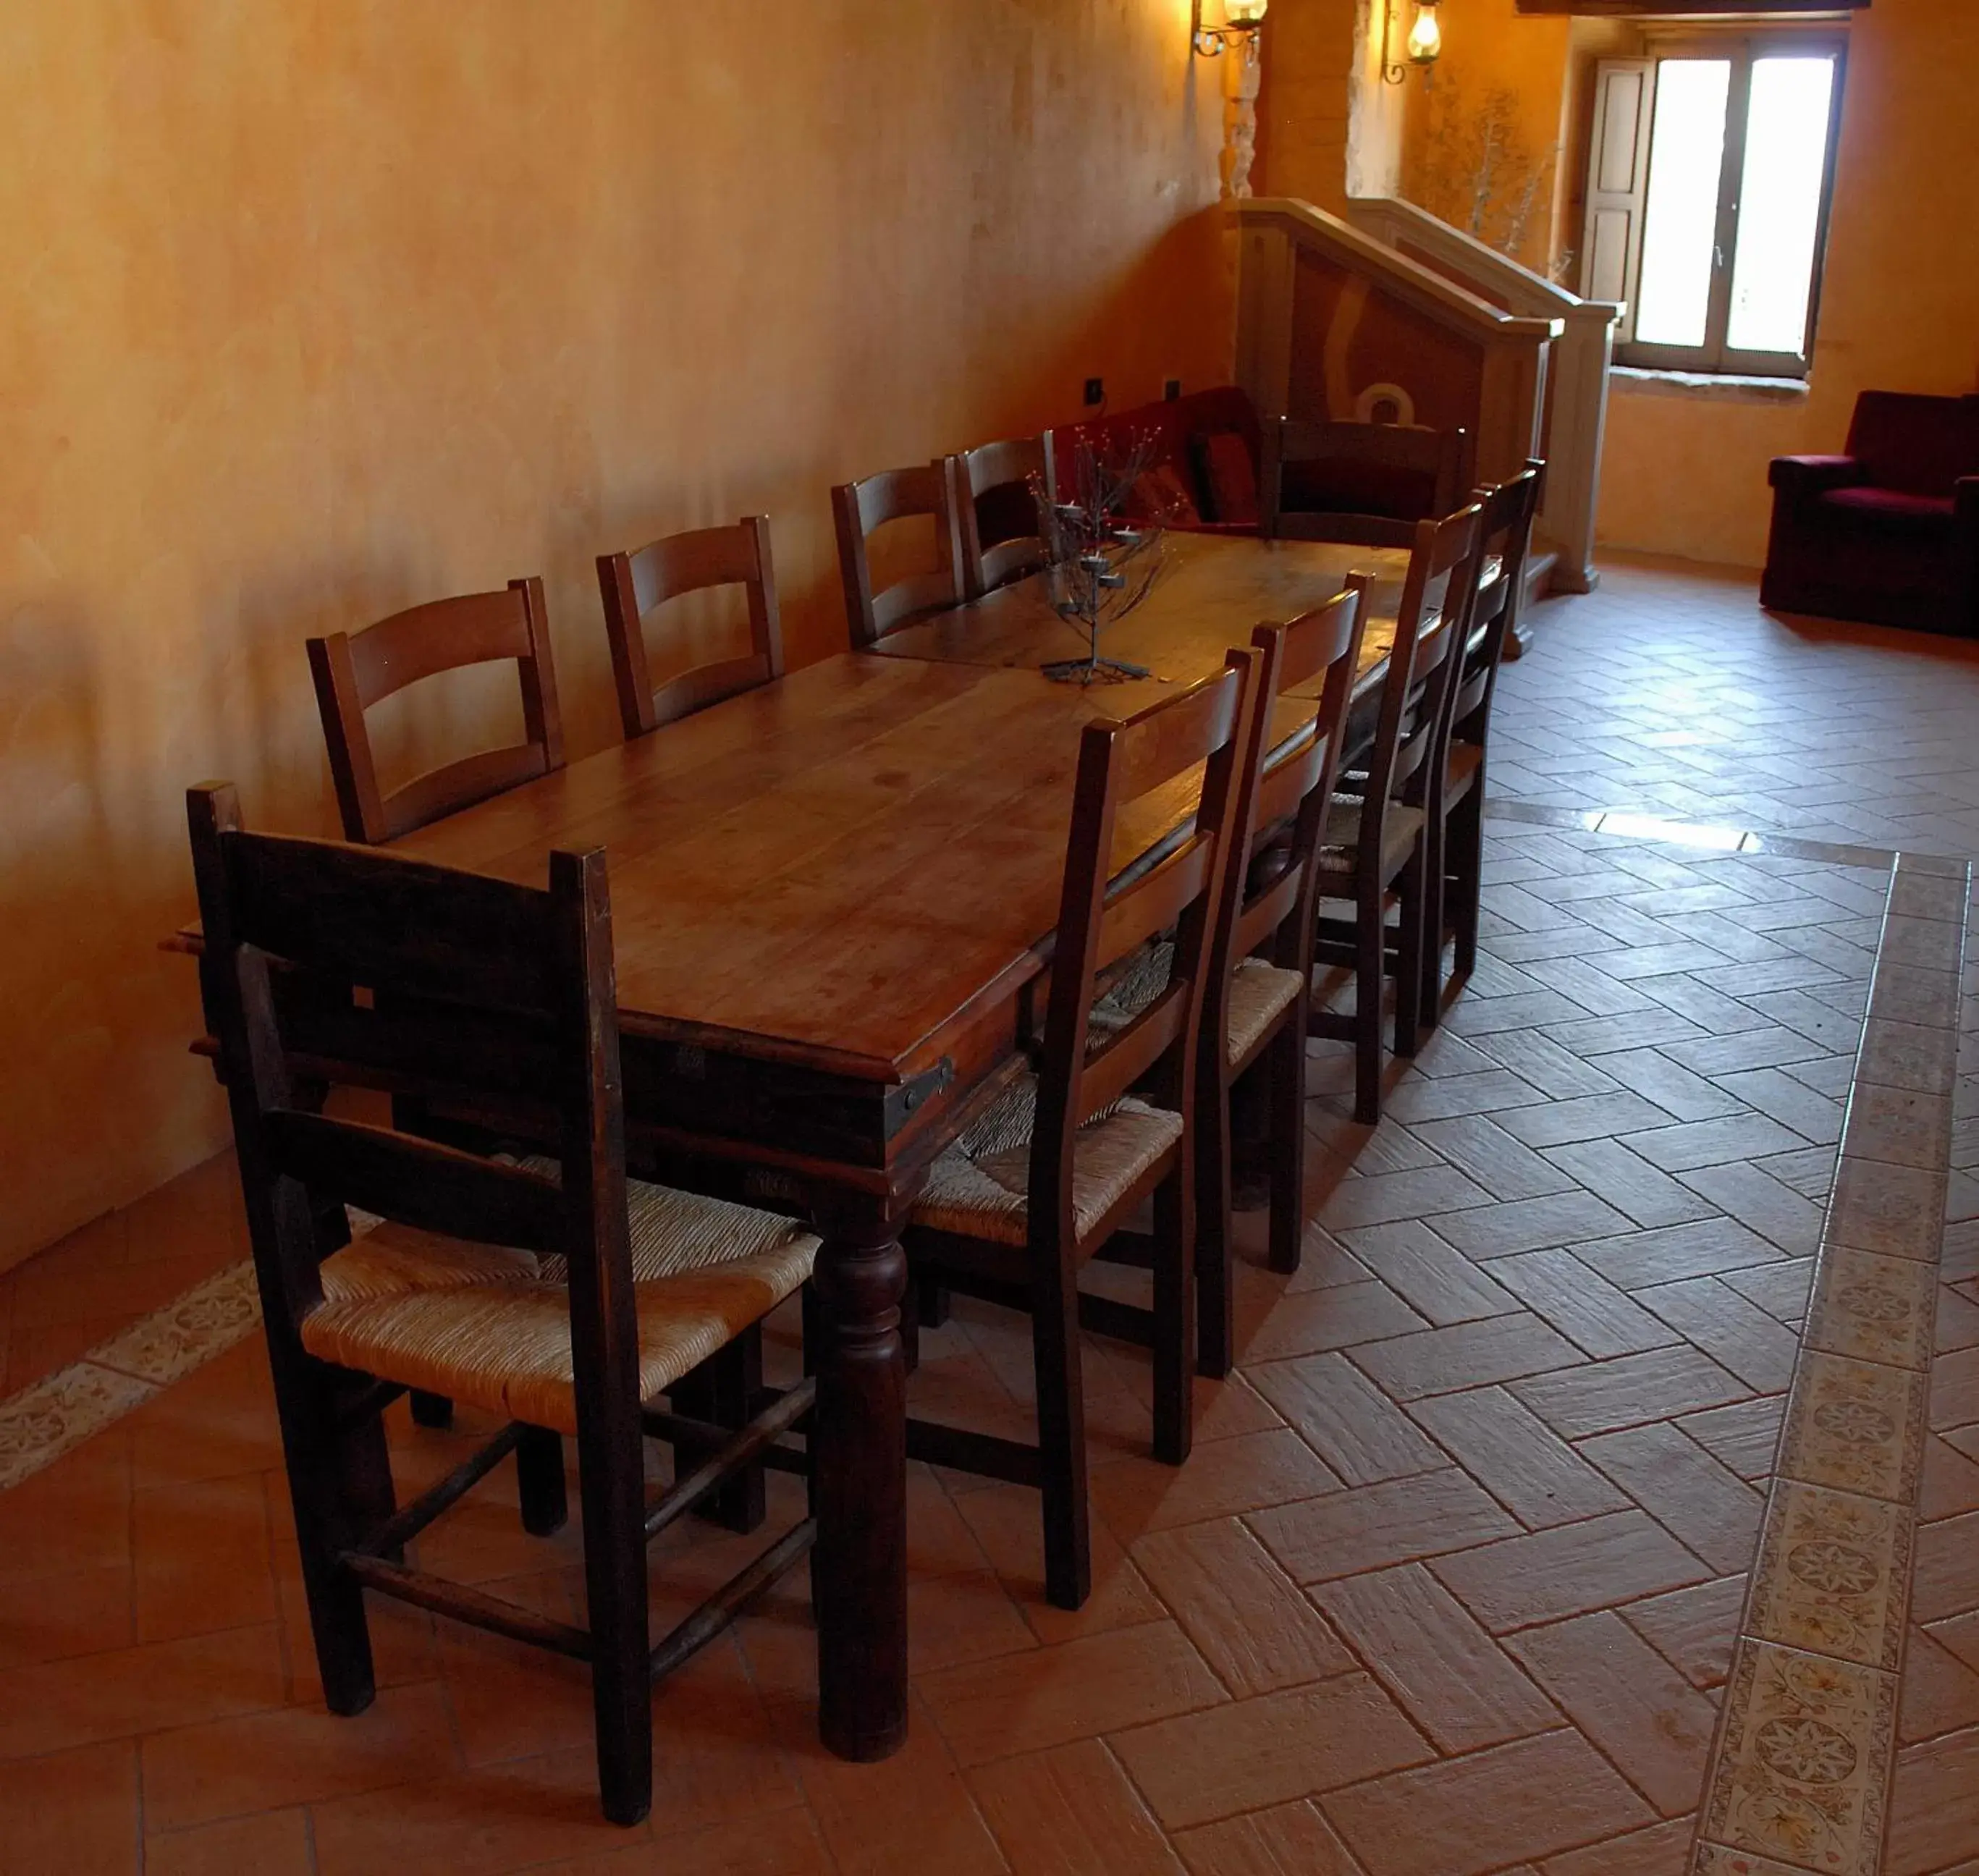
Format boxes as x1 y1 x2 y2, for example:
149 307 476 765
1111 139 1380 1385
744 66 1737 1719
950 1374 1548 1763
911 1072 1182 1251
1314 797 1426 882
302 1181 819 1437
1090 942 1300 1070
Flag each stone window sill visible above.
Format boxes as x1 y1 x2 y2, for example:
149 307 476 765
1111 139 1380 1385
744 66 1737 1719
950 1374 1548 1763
1612 366 1810 402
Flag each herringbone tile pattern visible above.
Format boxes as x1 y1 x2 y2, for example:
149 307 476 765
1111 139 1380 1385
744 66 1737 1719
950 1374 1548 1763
0 822 1896 1875
1500 558 1979 860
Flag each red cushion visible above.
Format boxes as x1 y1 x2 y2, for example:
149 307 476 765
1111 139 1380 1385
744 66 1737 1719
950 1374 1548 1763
1128 465 1201 526
1199 432 1258 526
1819 486 1957 536
1844 392 1979 497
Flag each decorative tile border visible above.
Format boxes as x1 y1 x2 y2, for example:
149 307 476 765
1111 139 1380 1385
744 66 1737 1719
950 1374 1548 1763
0 1259 263 1492
1693 854 1975 1876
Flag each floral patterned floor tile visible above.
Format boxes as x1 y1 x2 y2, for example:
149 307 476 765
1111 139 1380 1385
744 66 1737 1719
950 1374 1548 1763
1746 1480 1911 1673
0 1361 157 1492
1700 1641 1896 1875
1777 1351 1930 1505
88 1257 261 1387
1803 1246 1939 1372
1826 1154 1951 1262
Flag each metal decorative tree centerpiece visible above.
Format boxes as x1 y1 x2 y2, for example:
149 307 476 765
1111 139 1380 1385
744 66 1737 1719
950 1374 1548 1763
1033 436 1169 685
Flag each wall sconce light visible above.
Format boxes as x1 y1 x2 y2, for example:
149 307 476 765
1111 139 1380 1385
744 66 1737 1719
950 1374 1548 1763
1192 0 1267 59
1381 0 1442 83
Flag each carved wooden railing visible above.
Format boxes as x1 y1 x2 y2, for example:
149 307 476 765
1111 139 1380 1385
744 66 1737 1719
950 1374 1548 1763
1345 195 1621 593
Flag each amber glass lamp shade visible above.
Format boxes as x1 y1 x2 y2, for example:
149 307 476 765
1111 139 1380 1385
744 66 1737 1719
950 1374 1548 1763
1406 1 1442 64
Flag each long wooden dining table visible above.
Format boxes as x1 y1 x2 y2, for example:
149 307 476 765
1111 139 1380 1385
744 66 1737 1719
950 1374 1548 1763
187 529 1405 1766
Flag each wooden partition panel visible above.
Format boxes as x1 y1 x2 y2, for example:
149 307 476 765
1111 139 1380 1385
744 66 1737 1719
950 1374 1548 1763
1345 195 1621 595
1236 198 1561 571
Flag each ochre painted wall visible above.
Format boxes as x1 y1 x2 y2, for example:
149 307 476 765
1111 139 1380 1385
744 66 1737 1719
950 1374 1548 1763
1594 0 1979 565
1397 0 1572 277
0 1 1235 1268
1257 0 1406 211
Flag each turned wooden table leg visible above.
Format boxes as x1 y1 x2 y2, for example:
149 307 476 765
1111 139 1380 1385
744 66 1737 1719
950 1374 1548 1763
809 1211 909 1762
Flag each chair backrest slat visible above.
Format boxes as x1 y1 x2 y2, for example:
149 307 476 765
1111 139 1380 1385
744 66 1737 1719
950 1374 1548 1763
598 515 784 738
1262 418 1469 550
1026 654 1259 1234
833 462 966 647
956 436 1054 599
308 578 564 846
264 1111 565 1255
1230 581 1370 966
1451 461 1545 740
187 782 634 1371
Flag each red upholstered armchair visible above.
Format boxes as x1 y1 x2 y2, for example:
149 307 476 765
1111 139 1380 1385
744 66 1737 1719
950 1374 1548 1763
1762 392 1979 636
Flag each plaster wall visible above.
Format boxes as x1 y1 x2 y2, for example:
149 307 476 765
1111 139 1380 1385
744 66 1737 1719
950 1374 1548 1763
0 0 1235 1267
1594 0 1979 565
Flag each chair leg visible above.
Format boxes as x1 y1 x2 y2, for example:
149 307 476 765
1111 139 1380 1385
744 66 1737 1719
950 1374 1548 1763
1266 1013 1307 1276
1151 1172 1196 1468
1451 787 1485 980
410 1390 454 1429
671 1328 767 1534
276 1362 392 1717
517 1425 568 1537
1194 1075 1235 1382
916 1280 952 1328
1352 889 1385 1125
575 1387 652 1828
1420 814 1448 1035
1030 1245 1092 1610
1394 855 1425 1060
801 1283 826 1631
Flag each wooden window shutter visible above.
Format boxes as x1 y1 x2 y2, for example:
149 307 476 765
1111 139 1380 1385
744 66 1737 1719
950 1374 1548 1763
1581 59 1656 342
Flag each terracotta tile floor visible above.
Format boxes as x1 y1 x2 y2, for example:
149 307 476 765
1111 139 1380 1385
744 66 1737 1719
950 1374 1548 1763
1505 555 1979 858
0 559 1975 1873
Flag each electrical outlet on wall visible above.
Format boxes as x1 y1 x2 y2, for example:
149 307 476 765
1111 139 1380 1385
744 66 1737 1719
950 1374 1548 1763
1083 377 1105 407
1164 378 1182 402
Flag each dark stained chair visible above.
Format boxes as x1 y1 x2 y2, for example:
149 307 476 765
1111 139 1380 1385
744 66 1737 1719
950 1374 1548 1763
1311 503 1487 1123
307 579 564 846
187 785 822 1827
1262 418 1470 550
1423 462 1545 1026
955 435 1055 599
832 462 967 648
1090 585 1370 1374
596 515 784 739
901 652 1262 1609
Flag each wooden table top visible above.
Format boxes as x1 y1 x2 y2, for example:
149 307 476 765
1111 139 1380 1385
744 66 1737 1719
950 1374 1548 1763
389 653 1233 1086
868 530 1412 693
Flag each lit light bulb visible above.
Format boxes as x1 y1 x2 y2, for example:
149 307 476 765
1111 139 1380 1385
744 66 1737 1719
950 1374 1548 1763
1226 0 1269 21
1406 1 1442 64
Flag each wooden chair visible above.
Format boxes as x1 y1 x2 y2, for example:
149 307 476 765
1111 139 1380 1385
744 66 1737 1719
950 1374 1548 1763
901 653 1261 1610
1422 462 1545 1024
307 580 564 846
187 785 822 1827
1262 418 1470 550
955 435 1055 599
832 462 966 648
1309 504 1487 1123
1089 586 1370 1375
596 516 783 739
